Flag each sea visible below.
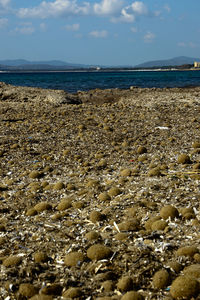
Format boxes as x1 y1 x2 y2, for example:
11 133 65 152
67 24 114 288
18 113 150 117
0 70 200 93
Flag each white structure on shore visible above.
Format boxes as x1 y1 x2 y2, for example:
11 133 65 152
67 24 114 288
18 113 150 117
194 61 200 68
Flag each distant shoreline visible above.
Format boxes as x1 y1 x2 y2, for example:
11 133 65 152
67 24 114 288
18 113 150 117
0 68 200 73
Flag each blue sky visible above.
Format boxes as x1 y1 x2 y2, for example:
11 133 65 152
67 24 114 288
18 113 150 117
0 0 200 65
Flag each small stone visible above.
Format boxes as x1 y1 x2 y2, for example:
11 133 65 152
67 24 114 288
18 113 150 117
3 255 22 267
64 252 85 267
170 275 200 299
62 287 82 298
117 276 134 292
160 205 179 220
121 291 144 300
152 269 170 289
177 154 191 164
87 244 112 260
176 246 199 257
19 283 38 298
151 220 167 231
33 251 49 263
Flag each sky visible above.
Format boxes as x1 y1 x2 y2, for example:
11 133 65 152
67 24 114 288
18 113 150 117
0 0 200 66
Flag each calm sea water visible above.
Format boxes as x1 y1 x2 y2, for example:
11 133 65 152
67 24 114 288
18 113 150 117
0 70 200 93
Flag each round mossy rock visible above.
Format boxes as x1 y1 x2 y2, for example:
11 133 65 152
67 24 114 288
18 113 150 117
85 231 100 240
121 291 144 300
41 284 63 295
64 252 85 267
117 276 134 292
176 246 199 257
87 244 112 260
26 208 37 216
160 205 179 220
118 219 139 232
30 295 53 300
152 269 170 289
120 169 132 177
145 216 161 231
192 141 200 148
151 220 167 231
148 167 161 177
57 199 72 211
99 192 111 202
29 170 43 179
53 181 65 190
183 264 200 279
167 261 183 273
177 154 191 164
108 187 122 197
3 255 22 267
90 211 105 223
137 146 147 154
19 283 38 298
34 202 52 213
62 287 82 298
33 251 49 263
170 275 200 299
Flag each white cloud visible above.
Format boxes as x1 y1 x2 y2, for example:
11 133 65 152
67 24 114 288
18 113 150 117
15 24 35 34
18 0 90 18
0 0 10 8
89 30 108 38
112 1 148 23
40 22 47 32
144 31 155 43
130 26 137 33
94 0 124 16
164 4 171 13
178 41 198 49
65 23 80 31
131 1 147 15
0 17 8 28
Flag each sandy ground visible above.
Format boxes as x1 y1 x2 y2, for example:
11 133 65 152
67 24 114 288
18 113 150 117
0 83 200 299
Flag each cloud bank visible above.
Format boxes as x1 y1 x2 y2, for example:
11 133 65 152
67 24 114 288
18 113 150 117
16 0 150 23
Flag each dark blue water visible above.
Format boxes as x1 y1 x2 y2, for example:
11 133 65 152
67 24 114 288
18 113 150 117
0 70 200 93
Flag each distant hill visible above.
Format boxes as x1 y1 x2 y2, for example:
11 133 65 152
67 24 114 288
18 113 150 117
134 56 200 68
0 59 93 70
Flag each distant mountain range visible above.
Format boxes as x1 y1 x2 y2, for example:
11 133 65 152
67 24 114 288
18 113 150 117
0 56 199 71
134 56 199 68
0 59 92 70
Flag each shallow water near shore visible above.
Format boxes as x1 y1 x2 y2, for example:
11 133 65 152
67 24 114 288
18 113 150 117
0 70 200 93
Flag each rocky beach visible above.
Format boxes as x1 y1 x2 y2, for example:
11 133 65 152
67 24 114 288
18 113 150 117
0 82 200 299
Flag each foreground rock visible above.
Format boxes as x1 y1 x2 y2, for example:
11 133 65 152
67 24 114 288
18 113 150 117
0 83 200 299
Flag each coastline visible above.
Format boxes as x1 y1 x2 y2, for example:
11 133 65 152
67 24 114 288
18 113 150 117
0 82 200 298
